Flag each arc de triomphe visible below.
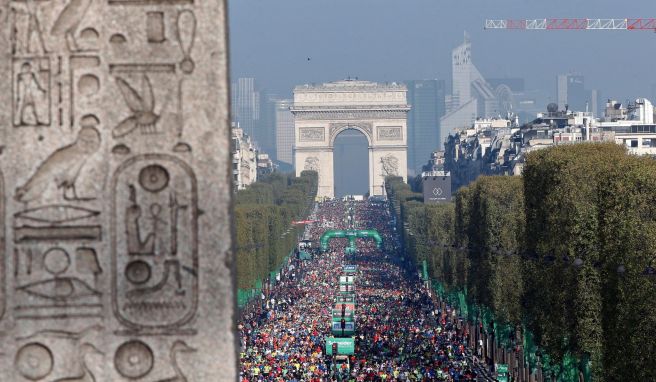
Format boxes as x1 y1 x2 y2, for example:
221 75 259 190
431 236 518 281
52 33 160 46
291 80 410 198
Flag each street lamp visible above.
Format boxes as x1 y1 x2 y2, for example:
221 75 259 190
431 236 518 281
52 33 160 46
489 320 496 368
536 350 543 382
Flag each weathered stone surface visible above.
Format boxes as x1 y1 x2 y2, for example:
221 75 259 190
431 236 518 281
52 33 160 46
0 0 236 380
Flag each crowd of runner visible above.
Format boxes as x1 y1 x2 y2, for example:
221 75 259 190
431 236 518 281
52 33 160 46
239 199 482 381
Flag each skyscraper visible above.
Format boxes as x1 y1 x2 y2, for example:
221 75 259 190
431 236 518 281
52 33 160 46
257 93 280 159
441 34 498 149
275 99 294 165
405 80 445 176
557 73 587 112
557 74 568 111
231 77 261 143
591 89 601 117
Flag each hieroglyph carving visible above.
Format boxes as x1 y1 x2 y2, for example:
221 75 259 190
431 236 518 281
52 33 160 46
114 340 154 379
16 342 53 380
13 245 103 320
377 126 402 141
0 170 4 321
10 122 103 319
381 154 399 177
111 154 198 332
14 205 102 243
146 12 166 43
9 2 49 56
50 0 94 52
12 58 50 127
298 127 325 142
108 0 193 5
176 10 197 74
155 340 196 382
108 64 183 145
113 339 195 381
15 126 101 204
15 326 104 380
10 0 103 129
113 75 161 138
52 342 103 381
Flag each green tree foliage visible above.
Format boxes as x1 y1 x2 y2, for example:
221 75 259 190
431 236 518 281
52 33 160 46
235 182 274 205
385 176 423 260
523 144 626 374
465 176 524 325
595 156 656 381
396 143 656 381
235 171 318 290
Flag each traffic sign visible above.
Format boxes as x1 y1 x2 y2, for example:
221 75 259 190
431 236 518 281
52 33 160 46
343 265 357 273
325 337 355 355
339 275 355 285
339 284 356 293
336 295 356 305
332 310 354 320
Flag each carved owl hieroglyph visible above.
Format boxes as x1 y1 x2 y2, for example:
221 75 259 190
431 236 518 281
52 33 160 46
380 154 399 177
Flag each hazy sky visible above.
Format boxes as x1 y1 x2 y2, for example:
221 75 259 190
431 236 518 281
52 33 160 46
229 0 656 102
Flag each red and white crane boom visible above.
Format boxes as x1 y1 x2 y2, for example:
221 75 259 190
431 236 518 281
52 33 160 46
485 19 656 31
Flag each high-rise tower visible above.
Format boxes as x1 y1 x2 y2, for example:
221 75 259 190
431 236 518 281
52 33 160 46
441 33 498 148
231 77 261 142
405 80 445 176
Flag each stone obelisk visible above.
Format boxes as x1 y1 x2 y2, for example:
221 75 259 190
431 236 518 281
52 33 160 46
0 0 236 379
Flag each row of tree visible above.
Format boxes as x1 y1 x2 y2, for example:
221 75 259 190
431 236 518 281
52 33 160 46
235 171 318 290
387 143 656 381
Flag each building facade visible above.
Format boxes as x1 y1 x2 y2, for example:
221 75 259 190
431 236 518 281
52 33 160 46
257 153 275 177
597 98 656 155
556 73 598 114
444 117 519 190
231 123 259 190
405 79 446 176
441 34 499 148
275 99 295 165
443 98 656 191
256 93 281 160
231 77 261 144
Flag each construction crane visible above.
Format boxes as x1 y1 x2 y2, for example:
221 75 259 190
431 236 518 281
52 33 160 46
484 18 656 31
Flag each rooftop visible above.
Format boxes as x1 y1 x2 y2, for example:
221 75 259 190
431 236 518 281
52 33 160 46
295 79 406 92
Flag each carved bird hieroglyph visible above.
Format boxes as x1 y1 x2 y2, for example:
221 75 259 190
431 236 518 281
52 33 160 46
53 343 103 382
50 0 93 51
15 126 101 204
155 341 196 382
113 75 160 138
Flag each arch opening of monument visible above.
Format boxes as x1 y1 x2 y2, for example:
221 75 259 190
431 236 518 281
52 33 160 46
292 80 410 199
333 129 370 198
